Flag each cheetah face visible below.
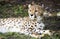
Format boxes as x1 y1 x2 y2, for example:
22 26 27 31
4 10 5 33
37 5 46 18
28 4 36 20
28 4 44 20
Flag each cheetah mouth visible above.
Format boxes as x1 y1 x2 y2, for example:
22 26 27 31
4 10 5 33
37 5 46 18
29 14 35 20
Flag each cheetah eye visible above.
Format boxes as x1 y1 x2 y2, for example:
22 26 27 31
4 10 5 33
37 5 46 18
35 10 37 12
30 10 31 11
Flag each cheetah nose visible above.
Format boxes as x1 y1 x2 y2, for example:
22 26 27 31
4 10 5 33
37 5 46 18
31 14 33 16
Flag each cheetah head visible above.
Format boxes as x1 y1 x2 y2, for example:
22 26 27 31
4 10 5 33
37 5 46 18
28 4 44 20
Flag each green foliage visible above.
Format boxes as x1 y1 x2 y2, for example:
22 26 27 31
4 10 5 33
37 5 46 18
52 32 60 39
0 32 36 39
0 4 28 18
0 32 60 39
13 5 28 17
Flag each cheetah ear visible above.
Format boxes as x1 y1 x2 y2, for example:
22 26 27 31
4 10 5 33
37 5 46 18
28 4 31 8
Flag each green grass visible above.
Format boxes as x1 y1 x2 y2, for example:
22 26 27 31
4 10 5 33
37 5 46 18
0 32 36 39
0 32 60 39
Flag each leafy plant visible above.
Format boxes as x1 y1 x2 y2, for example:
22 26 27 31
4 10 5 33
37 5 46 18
12 5 28 17
0 4 28 18
0 32 36 39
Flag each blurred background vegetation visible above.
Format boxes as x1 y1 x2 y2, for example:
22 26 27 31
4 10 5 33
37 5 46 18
0 3 28 18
